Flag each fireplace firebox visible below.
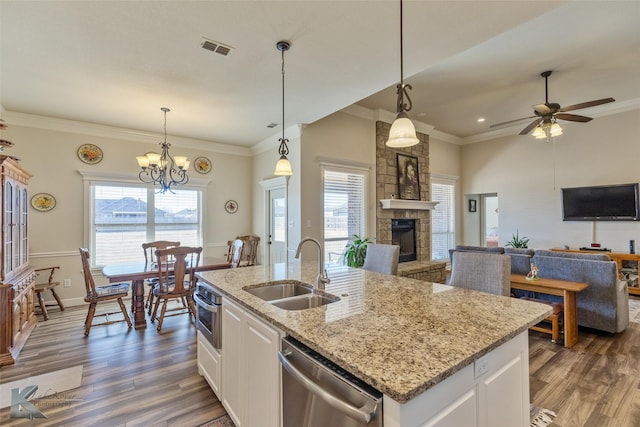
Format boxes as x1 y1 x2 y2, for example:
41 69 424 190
392 219 417 263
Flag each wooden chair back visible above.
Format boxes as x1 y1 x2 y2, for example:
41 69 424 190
79 248 98 298
236 235 260 266
143 240 180 268
156 246 202 295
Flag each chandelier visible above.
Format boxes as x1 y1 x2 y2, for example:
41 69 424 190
136 108 189 193
273 40 293 176
386 0 419 148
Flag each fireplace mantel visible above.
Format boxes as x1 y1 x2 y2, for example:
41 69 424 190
379 199 438 210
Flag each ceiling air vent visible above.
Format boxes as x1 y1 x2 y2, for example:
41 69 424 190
201 38 234 57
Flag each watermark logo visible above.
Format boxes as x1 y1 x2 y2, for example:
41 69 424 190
10 385 46 419
9 385 81 420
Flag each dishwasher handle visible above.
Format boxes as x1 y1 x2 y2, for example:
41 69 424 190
278 349 377 425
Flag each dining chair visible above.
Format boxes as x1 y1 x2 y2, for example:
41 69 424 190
79 248 132 336
363 243 400 275
236 234 260 266
142 240 180 314
449 251 511 296
150 246 202 332
34 266 65 320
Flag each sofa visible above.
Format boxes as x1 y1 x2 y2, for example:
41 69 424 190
449 245 629 333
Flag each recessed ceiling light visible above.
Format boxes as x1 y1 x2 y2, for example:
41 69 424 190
477 118 486 123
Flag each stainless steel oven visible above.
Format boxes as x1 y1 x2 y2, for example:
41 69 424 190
279 337 383 427
194 282 222 349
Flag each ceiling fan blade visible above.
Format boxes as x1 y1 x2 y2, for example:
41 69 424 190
555 113 592 123
519 118 543 135
559 97 615 112
489 115 537 129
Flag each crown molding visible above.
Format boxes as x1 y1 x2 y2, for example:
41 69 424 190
1 109 253 157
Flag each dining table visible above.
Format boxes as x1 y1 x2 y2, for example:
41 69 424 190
102 256 230 330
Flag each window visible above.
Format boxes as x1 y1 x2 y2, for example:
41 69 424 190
322 166 367 265
431 175 457 261
89 183 203 267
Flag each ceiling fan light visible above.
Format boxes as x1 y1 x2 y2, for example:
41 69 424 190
386 112 419 147
532 125 546 139
550 122 563 136
274 155 293 176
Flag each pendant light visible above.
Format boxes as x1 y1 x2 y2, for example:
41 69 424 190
274 40 293 176
136 108 189 193
386 0 419 148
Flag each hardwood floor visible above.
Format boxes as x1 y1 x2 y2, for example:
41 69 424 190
1 303 225 426
2 299 639 426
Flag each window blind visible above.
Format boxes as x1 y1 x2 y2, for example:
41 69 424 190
431 180 456 261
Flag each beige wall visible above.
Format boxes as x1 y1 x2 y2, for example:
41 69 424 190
6 116 253 304
460 109 640 251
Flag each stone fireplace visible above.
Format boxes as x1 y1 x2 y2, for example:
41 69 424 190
374 121 446 282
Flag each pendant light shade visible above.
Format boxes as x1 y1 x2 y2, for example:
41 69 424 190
273 41 293 176
386 0 419 148
386 111 420 147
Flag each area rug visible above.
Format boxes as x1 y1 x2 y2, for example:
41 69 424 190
629 298 640 324
197 414 235 427
530 404 557 427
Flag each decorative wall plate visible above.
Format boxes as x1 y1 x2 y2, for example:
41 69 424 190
194 156 212 174
225 200 238 214
77 144 103 164
31 193 56 212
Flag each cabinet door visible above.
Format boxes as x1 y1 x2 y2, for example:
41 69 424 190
197 331 222 398
221 300 245 427
4 180 14 277
244 311 281 427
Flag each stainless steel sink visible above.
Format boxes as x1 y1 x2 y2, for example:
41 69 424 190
243 280 313 301
270 293 339 311
243 280 339 310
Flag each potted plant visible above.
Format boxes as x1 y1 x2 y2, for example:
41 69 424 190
505 230 529 248
343 234 373 268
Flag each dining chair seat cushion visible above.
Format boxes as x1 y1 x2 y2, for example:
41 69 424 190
153 280 193 295
92 282 130 297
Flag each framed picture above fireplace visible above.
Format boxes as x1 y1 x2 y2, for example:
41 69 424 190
397 153 420 200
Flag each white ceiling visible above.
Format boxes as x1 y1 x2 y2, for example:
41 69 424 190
1 1 639 147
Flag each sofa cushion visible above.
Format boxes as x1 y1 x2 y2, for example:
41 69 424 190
534 249 611 262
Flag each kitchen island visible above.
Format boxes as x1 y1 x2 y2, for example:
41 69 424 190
196 261 551 427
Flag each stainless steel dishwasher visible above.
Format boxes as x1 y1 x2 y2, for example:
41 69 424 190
279 337 383 427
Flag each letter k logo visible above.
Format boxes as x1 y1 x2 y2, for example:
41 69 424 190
10 385 47 419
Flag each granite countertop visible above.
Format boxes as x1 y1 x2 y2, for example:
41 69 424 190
196 261 550 403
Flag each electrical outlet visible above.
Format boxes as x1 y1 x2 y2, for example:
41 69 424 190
63 279 71 288
474 355 489 378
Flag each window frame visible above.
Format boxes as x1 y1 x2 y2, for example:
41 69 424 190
321 162 369 265
80 171 207 269
430 173 458 261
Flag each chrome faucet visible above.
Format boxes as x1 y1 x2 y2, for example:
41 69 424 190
295 237 330 290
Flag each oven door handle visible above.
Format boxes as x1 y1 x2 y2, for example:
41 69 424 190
278 349 377 424
193 293 219 312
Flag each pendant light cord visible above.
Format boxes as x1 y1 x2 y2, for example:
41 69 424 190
281 47 286 142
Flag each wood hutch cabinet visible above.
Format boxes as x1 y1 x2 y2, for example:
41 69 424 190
0 155 36 366
551 248 640 296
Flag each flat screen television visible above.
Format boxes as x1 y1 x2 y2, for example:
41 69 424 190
561 183 639 221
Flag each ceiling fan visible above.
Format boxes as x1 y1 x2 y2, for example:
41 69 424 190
490 70 615 136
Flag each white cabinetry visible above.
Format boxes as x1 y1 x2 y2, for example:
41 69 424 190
197 330 222 398
221 297 283 427
383 331 530 427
